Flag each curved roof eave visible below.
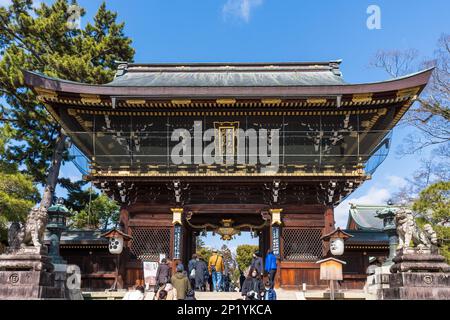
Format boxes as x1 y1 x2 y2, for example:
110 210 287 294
22 67 434 98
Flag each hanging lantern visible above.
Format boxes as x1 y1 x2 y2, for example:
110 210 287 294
101 228 132 255
101 228 133 291
321 228 353 256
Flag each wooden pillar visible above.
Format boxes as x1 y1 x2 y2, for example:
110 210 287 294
269 209 283 289
171 208 184 273
119 206 129 287
323 206 336 256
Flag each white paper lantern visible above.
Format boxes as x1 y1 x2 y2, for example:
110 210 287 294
330 238 345 256
108 236 124 255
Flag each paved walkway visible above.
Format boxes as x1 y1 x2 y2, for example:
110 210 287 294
195 289 367 300
82 289 368 300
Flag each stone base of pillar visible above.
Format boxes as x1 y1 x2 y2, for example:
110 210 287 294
0 248 66 300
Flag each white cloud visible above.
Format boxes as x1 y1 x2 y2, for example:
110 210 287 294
335 187 391 228
222 0 263 23
0 0 11 7
387 175 407 189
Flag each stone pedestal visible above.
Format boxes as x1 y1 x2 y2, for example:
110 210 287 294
378 250 450 300
0 247 65 300
53 264 84 300
382 273 450 300
364 265 392 300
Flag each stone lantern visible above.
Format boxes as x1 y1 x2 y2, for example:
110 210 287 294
101 228 132 290
46 198 70 265
375 201 398 265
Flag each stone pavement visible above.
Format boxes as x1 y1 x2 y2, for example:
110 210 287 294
195 289 367 300
82 289 368 300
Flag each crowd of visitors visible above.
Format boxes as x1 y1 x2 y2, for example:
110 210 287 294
122 248 278 300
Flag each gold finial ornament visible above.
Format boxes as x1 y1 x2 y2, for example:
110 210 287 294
171 208 183 225
270 208 283 225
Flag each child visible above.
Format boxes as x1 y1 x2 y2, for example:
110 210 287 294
263 280 277 300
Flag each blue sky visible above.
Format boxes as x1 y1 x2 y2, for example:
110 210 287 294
2 0 449 250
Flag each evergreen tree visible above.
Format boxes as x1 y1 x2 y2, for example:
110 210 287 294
0 126 39 247
0 0 135 209
413 181 450 262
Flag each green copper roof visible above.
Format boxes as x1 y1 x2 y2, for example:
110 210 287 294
347 204 390 231
107 61 347 87
47 203 70 213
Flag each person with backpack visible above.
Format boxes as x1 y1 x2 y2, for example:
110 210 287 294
208 249 225 292
188 254 197 290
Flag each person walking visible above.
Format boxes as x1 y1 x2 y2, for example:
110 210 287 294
208 249 225 292
188 254 197 290
251 251 264 277
155 258 171 292
171 264 191 300
241 268 264 300
194 257 208 291
239 269 246 292
264 249 277 288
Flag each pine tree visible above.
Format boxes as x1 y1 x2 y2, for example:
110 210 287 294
0 126 39 247
0 0 135 209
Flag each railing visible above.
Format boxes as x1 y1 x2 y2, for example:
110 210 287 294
67 130 393 176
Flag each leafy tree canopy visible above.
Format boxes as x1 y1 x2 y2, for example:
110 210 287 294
0 0 134 204
414 181 450 262
68 192 119 231
0 126 40 245
413 181 450 225
236 244 258 274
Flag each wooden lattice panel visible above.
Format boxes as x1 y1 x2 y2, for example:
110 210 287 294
129 227 171 261
282 228 323 262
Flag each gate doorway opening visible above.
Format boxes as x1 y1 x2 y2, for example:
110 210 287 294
189 230 262 292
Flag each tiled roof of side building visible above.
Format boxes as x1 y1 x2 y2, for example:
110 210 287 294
344 230 389 245
44 229 108 245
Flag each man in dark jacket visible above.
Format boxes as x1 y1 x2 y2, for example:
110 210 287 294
250 251 263 277
194 257 208 291
155 258 171 291
264 249 277 288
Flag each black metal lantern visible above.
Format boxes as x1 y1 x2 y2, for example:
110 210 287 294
375 201 398 265
46 198 70 264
